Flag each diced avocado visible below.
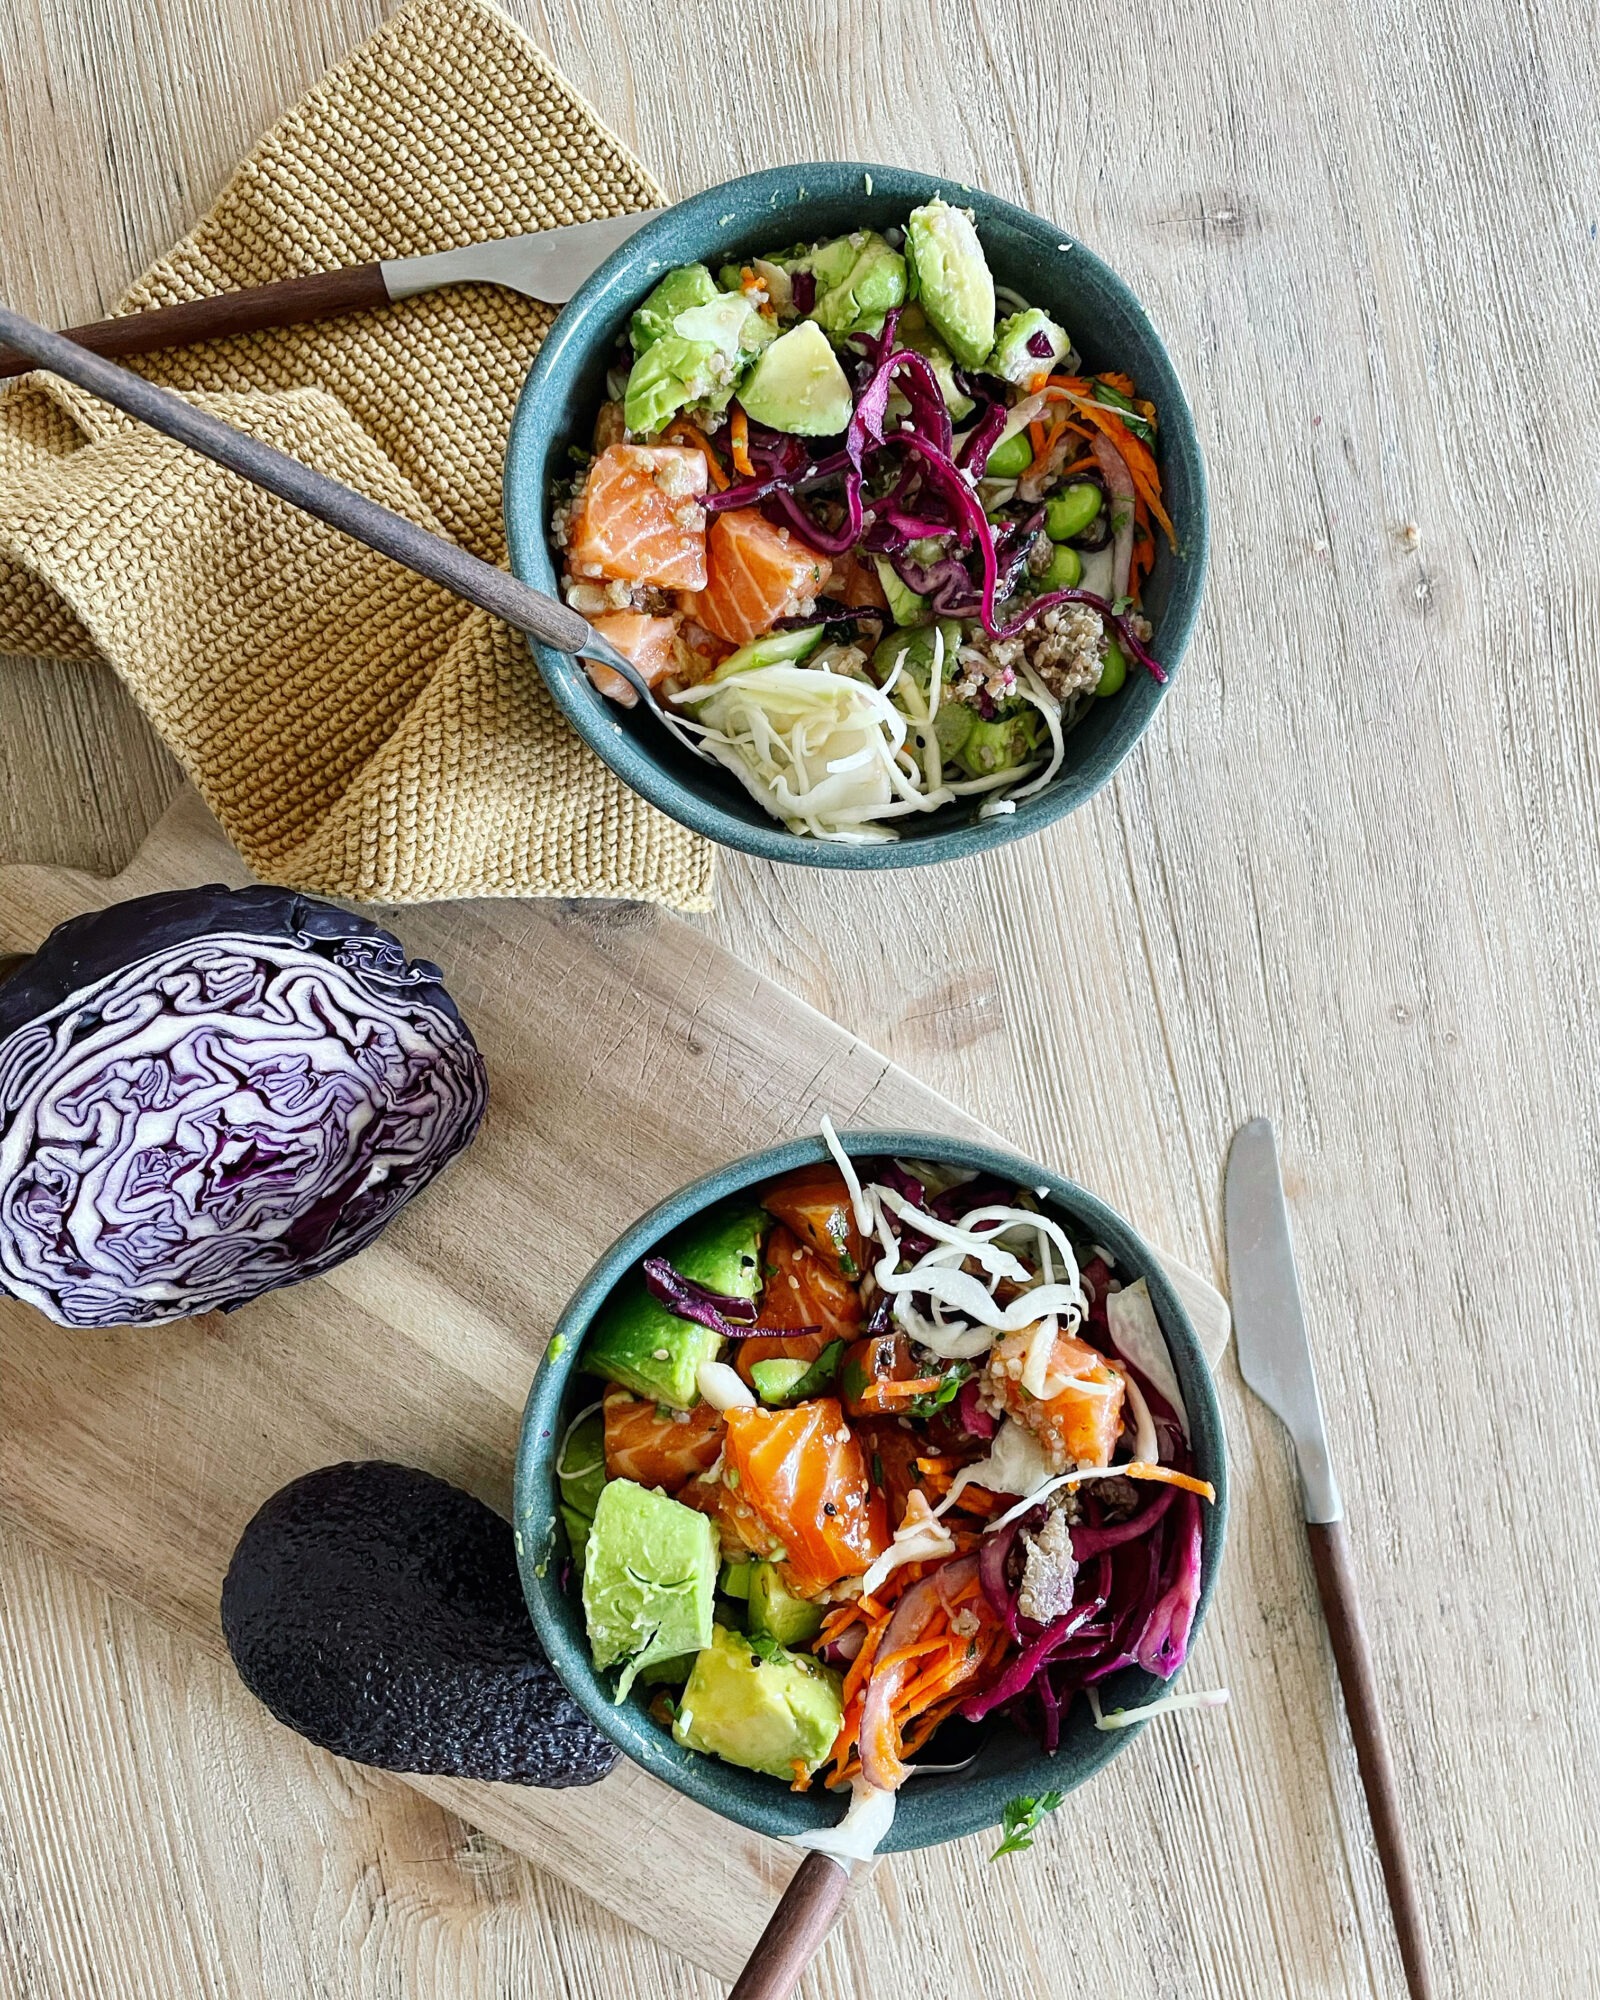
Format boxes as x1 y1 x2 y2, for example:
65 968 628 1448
623 288 772 435
1040 545 1082 590
738 321 853 436
954 710 1043 779
561 1502 594 1575
581 1479 716 1700
984 430 1034 479
803 230 908 343
987 307 1069 386
895 303 974 419
872 618 963 694
1096 638 1128 698
672 1626 843 1781
719 1559 754 1600
747 1563 826 1648
713 625 826 679
906 199 996 370
631 263 719 355
584 1202 767 1410
935 702 974 762
873 558 928 628
636 1651 697 1687
750 1357 811 1404
1046 481 1103 542
751 1340 845 1406
558 1409 607 1520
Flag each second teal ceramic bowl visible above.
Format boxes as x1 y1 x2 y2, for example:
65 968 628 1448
504 164 1208 870
513 1131 1228 1852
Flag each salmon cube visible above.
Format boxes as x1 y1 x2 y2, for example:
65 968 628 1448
567 444 708 590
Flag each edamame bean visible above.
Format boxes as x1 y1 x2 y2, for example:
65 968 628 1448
1095 637 1128 697
1045 482 1103 542
985 431 1034 478
1041 545 1082 590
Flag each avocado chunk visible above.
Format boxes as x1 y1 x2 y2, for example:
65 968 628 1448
738 321 854 436
557 1406 607 1576
802 229 908 343
584 1201 768 1410
894 303 974 419
747 1562 826 1647
672 1626 843 1780
635 1650 697 1687
749 1339 846 1407
581 1478 716 1700
631 263 719 355
623 287 773 436
872 558 928 628
719 1558 755 1600
906 199 996 370
987 306 1069 385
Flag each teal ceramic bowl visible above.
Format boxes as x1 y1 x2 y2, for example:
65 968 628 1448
513 1132 1228 1852
503 163 1208 869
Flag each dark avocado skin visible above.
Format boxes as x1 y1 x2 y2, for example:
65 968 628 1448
221 1462 616 1788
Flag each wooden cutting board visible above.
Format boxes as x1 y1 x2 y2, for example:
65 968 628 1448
0 788 1228 1982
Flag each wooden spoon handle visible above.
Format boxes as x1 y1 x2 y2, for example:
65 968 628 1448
0 266 389 379
728 1851 849 2000
1307 1520 1435 2000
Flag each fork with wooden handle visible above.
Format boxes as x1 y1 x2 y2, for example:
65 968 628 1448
0 301 657 703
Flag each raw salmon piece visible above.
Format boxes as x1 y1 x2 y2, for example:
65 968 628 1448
838 1331 942 1416
762 1165 866 1277
986 1327 1126 1470
584 611 679 706
828 549 890 612
567 444 708 590
736 1224 864 1388
680 1463 786 1563
602 1386 724 1493
689 507 831 645
723 1397 888 1594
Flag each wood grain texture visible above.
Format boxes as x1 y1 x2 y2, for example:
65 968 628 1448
2 1 1598 1999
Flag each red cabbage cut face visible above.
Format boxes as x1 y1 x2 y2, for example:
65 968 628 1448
0 885 487 1328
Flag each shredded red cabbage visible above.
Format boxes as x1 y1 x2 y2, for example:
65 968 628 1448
641 1255 762 1338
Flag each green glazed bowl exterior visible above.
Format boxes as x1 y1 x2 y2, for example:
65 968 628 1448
514 1132 1228 1853
503 163 1209 869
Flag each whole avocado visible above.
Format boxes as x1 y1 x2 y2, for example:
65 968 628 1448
221 1461 616 1787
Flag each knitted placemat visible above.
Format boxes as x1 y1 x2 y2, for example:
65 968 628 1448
0 0 713 910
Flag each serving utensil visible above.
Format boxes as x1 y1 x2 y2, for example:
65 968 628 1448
1225 1117 1435 2000
0 302 654 700
0 212 657 377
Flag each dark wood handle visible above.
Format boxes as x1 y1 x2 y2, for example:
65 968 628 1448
1307 1520 1435 2000
728 1850 849 2000
0 266 389 378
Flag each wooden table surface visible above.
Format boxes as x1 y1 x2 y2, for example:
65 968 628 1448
3 2 1596 1997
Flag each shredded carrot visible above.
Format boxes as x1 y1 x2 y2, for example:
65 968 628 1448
1028 418 1047 464
858 1376 945 1409
1098 370 1136 396
662 419 729 491
1027 418 1066 481
913 1455 962 1473
876 1634 950 1677
1123 1462 1216 1500
1060 454 1099 480
728 406 754 478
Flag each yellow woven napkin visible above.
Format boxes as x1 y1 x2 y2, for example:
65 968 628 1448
0 0 713 910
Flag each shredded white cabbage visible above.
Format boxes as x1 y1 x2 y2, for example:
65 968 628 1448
1087 1685 1229 1730
1105 1278 1190 1438
821 1115 873 1237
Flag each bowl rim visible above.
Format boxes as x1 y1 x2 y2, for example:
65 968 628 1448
503 161 1209 870
514 1129 1229 1853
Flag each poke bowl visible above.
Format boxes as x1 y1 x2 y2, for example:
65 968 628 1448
503 163 1208 870
513 1130 1228 1852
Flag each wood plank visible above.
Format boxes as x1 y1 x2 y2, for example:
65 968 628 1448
0 788 1227 1983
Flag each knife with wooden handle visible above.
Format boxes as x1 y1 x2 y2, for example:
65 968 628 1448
0 210 656 377
1225 1118 1435 2000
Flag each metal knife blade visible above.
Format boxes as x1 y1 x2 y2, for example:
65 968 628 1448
1225 1117 1343 1524
380 210 659 306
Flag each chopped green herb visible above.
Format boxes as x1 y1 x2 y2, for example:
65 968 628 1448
909 1361 972 1417
989 1791 1065 1861
1089 378 1156 443
872 1452 885 1487
841 1357 869 1407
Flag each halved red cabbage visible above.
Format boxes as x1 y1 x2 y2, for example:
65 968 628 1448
0 885 487 1328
